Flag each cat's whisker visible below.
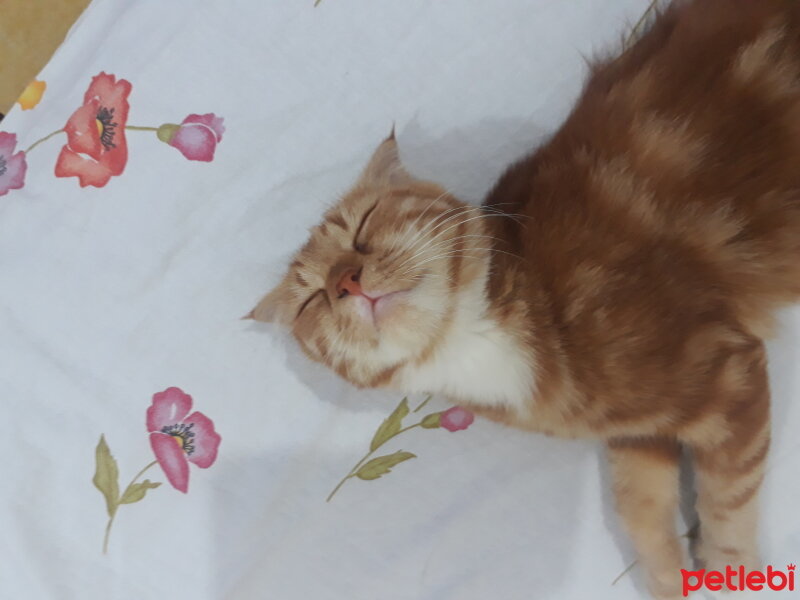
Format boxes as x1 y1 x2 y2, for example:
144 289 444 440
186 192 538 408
397 253 489 277
414 245 523 267
391 205 493 262
477 206 531 227
386 191 451 257
389 208 524 275
415 212 523 255
398 246 521 277
391 202 476 260
390 233 506 275
426 208 522 243
384 205 482 272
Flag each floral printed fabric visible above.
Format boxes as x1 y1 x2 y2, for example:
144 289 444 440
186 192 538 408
146 387 221 493
0 132 26 196
161 114 225 162
2 71 225 193
17 80 46 111
56 73 132 187
95 387 221 553
4 1 800 600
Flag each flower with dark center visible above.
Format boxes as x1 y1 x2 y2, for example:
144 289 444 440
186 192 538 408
146 387 221 493
95 106 118 150
55 72 131 187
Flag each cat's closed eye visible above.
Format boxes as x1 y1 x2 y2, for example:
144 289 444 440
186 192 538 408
296 289 325 320
352 202 378 252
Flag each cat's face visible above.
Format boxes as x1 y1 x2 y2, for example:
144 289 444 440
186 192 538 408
249 134 489 388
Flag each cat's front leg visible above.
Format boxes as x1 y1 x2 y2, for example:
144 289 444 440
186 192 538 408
686 337 769 574
608 437 686 600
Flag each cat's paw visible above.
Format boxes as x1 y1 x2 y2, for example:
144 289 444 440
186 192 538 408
695 538 761 574
648 570 685 600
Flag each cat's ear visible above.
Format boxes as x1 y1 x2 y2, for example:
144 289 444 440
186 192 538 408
358 128 416 187
245 274 295 326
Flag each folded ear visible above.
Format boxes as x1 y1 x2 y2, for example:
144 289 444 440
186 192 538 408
357 128 416 188
245 273 296 326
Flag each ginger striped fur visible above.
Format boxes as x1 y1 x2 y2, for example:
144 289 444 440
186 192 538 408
250 2 800 597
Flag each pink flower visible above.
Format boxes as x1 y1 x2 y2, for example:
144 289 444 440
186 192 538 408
440 406 475 432
55 72 131 188
0 132 27 196
157 113 225 162
146 387 221 493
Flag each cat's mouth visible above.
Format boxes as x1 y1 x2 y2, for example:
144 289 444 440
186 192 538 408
352 289 411 328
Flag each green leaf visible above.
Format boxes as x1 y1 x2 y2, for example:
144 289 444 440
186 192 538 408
355 451 416 480
119 479 162 505
92 435 120 517
420 412 442 429
370 397 409 452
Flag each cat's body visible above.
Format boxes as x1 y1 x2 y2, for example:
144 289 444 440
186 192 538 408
251 1 800 597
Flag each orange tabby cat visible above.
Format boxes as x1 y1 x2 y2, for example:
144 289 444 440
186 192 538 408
249 1 800 597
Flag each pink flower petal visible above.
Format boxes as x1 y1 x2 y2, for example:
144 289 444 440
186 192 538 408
54 145 113 188
150 432 190 493
182 113 224 141
0 132 18 157
440 406 475 432
146 387 193 432
83 72 133 110
0 150 27 196
169 123 218 162
63 101 102 159
184 411 221 468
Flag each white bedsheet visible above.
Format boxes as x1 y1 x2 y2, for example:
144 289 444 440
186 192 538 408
2 1 800 598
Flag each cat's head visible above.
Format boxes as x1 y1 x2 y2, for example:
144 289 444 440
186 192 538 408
249 133 491 388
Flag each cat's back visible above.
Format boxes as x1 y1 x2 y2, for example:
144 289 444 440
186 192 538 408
486 0 800 339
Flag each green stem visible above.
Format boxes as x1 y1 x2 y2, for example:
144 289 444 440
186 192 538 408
124 460 158 492
102 510 116 555
326 472 357 503
394 423 421 437
24 129 64 154
102 460 158 554
326 447 376 503
413 395 432 413
23 124 159 157
326 423 422 502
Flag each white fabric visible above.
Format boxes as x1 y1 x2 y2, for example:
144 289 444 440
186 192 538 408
2 1 799 598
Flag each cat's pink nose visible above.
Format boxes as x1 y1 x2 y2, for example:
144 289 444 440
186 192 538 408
336 268 362 298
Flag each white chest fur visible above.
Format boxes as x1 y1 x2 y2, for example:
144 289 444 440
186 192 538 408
399 282 536 412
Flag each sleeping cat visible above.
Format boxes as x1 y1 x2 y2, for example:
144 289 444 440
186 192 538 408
248 1 800 597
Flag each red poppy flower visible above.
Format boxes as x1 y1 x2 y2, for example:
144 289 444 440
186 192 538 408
55 72 131 187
